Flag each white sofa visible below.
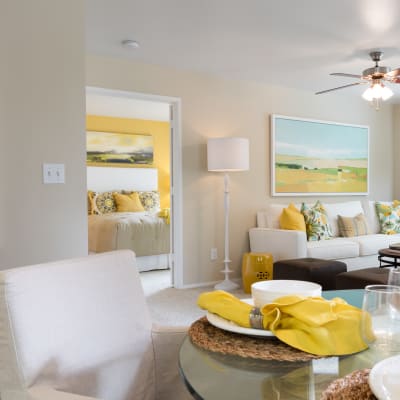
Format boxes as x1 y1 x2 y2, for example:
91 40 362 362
0 250 191 400
249 200 400 271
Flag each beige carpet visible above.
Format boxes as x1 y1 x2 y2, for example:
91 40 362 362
141 269 247 326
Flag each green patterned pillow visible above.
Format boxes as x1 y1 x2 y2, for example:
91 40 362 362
139 191 160 213
95 191 117 214
375 201 400 234
301 201 332 241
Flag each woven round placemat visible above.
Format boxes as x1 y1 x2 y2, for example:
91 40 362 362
320 369 377 400
189 316 321 362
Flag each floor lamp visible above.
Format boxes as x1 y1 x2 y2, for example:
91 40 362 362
207 137 250 291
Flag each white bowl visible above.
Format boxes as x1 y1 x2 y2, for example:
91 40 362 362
251 280 322 308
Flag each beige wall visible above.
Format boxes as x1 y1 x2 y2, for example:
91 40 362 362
0 1 87 269
86 54 394 286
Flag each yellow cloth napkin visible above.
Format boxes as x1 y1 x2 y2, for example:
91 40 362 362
198 290 372 356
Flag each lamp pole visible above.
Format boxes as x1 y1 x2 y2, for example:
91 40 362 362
214 173 239 290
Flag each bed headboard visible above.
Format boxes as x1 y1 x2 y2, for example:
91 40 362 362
87 167 158 192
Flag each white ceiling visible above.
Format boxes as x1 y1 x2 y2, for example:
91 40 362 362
85 0 400 103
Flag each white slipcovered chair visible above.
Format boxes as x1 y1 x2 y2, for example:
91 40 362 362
0 250 192 400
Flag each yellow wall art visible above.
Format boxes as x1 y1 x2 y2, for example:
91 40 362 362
271 115 369 196
87 131 154 166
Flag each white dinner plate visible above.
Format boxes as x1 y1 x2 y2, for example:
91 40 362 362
206 298 274 337
369 355 400 400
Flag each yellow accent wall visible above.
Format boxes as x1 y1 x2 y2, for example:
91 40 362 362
86 115 170 208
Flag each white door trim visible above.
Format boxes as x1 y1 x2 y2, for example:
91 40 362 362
86 86 183 288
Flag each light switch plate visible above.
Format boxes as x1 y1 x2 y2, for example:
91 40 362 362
43 163 65 184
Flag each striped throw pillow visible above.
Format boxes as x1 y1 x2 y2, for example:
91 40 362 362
338 213 370 237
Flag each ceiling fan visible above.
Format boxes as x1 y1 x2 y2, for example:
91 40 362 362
316 51 400 106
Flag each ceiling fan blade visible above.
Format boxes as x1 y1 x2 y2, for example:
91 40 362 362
385 68 400 83
315 82 364 95
330 73 362 79
386 68 400 77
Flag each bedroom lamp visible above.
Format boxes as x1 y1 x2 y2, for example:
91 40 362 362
207 137 250 291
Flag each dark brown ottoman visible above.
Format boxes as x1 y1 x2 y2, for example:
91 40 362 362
335 267 389 289
273 258 347 290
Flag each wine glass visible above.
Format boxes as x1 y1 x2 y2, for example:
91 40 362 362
361 284 400 355
388 268 400 287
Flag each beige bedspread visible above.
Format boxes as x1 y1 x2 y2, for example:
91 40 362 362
88 212 170 256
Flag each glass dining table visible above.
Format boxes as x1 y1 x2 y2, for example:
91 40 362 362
178 289 394 400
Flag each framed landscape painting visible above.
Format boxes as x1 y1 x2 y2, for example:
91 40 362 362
87 131 154 167
271 115 369 196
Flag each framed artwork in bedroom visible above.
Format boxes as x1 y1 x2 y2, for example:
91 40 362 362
86 131 154 167
271 115 369 196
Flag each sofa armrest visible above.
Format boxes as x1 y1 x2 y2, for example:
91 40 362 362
249 228 307 262
2 386 100 400
151 325 192 400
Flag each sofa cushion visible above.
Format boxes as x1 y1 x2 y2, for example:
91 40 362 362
301 201 332 241
279 203 306 232
265 204 288 228
348 233 400 256
307 238 359 259
323 201 364 237
337 213 371 237
361 200 381 234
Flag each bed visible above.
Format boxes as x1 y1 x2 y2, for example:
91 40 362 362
87 166 171 272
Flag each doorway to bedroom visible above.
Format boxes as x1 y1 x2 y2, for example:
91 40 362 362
85 86 183 290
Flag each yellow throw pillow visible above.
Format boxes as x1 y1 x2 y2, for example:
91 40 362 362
279 203 306 232
87 191 93 215
87 191 100 215
113 192 145 212
338 213 370 237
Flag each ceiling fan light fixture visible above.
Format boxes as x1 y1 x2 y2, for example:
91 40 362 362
381 85 394 101
362 87 374 101
371 82 383 98
362 82 393 102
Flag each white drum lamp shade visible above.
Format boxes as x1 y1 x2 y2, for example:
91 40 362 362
207 137 250 291
207 137 249 172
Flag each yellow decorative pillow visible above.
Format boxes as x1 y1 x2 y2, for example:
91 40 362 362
279 203 306 232
87 191 100 215
87 191 93 215
95 191 117 214
113 192 145 212
338 213 370 237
